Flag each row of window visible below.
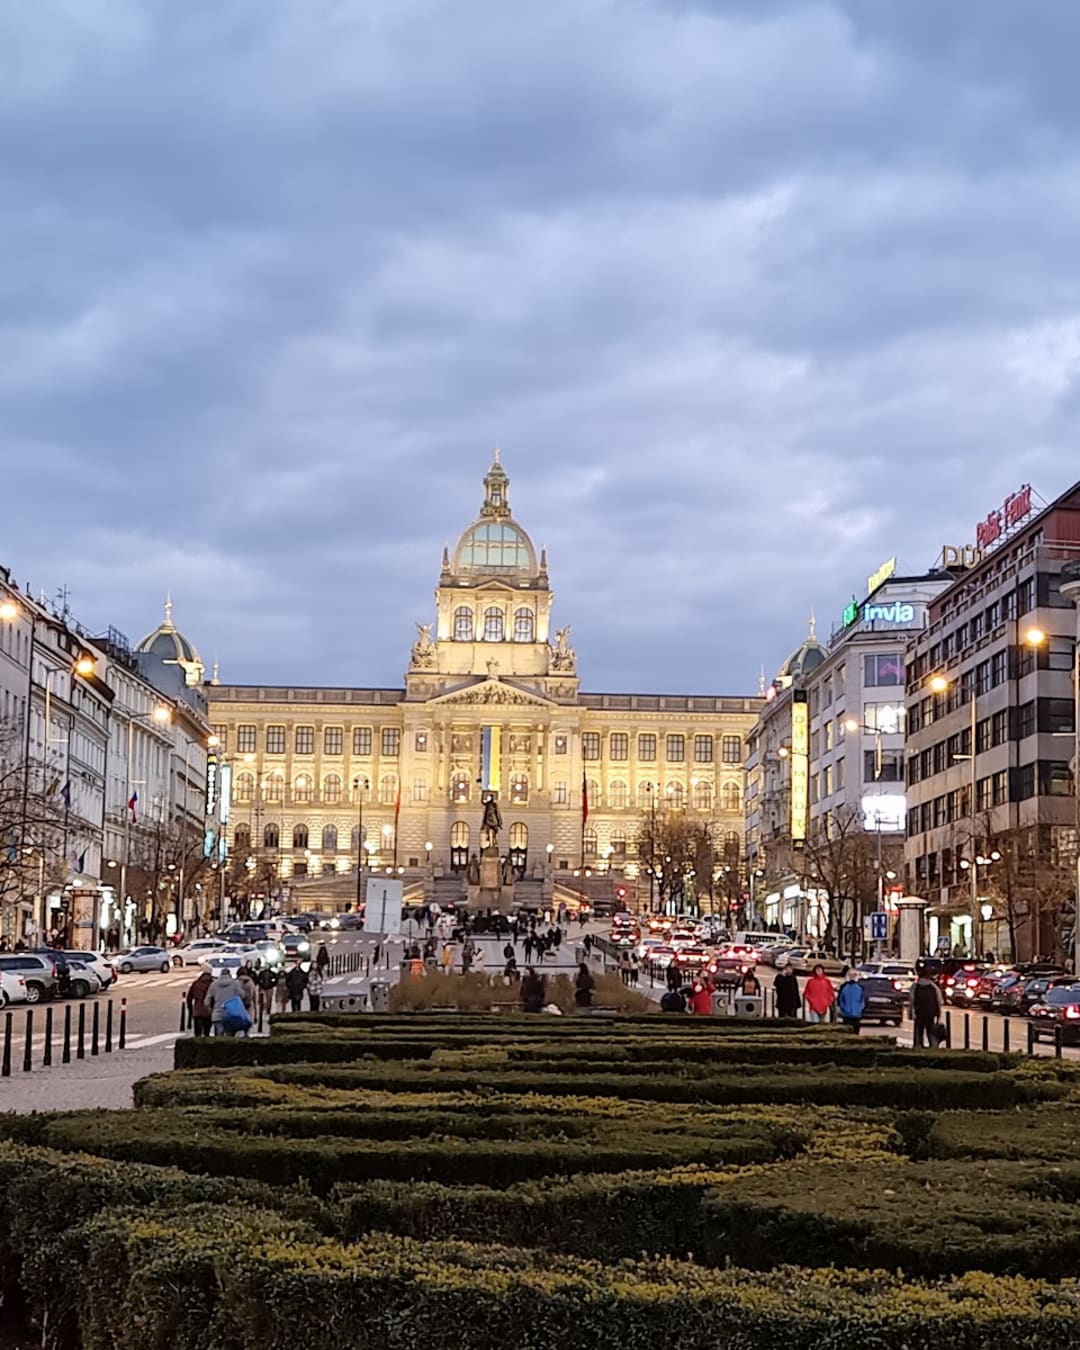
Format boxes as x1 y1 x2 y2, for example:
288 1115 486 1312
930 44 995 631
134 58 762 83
907 699 1077 787
452 606 535 642
908 761 1076 838
225 725 745 763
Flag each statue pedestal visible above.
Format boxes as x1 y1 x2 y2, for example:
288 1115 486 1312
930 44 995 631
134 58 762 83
466 848 514 913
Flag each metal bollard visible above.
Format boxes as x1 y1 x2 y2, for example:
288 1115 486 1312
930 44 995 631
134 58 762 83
91 1000 100 1057
105 999 113 1054
982 1016 989 1053
963 1013 970 1050
257 1000 264 1035
1027 1020 1035 1055
1003 1018 1010 1054
43 1006 53 1068
179 999 187 1032
77 1002 86 1060
119 998 127 1050
945 1011 952 1049
62 1005 72 1064
1055 1025 1063 1059
1 1012 10 1077
22 1010 32 1073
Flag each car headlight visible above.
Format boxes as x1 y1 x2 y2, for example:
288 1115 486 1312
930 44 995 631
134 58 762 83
329 918 340 929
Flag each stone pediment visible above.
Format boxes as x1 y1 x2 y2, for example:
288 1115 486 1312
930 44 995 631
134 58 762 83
425 679 558 708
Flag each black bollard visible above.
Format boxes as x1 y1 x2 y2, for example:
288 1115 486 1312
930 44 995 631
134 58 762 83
963 1013 970 1050
76 1002 86 1060
105 999 113 1054
257 1000 264 1035
91 1000 100 1056
62 1005 71 1064
22 1010 32 1073
119 998 127 1050
945 1011 952 1049
1003 1018 1010 1054
43 1005 53 1068
982 1016 989 1053
1 1012 10 1077
179 999 187 1032
1027 1020 1035 1055
1055 1025 1063 1059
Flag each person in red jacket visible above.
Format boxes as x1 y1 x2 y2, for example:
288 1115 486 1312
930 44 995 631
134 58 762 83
689 979 714 1016
803 965 836 1023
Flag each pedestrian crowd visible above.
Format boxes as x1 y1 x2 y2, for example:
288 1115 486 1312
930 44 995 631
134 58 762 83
185 942 332 1037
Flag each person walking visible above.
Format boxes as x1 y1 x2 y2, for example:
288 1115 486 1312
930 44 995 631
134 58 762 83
254 962 278 1024
574 962 595 1008
284 962 308 1013
186 968 213 1037
774 964 801 1019
836 970 867 1034
205 967 249 1038
911 969 944 1047
583 932 593 957
520 966 546 1013
666 959 682 992
461 937 476 973
236 964 257 1019
804 965 836 1024
688 979 714 1016
315 943 331 979
523 932 536 963
274 965 290 1014
440 941 456 975
307 963 325 1011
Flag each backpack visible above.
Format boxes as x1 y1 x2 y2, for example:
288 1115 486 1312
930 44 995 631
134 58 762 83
221 994 252 1034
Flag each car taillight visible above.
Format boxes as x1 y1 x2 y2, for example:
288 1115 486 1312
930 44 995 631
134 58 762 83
892 979 904 991
1066 1006 1080 1020
965 978 978 987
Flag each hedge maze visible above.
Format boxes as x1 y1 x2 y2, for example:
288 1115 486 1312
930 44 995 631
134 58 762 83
4 1012 1080 1347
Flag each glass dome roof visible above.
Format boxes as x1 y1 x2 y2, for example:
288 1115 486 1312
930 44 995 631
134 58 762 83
455 520 536 577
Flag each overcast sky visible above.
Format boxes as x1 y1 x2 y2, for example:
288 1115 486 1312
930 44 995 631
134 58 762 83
5 1 1080 694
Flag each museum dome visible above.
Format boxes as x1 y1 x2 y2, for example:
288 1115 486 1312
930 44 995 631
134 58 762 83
136 597 205 682
451 452 540 580
778 613 826 680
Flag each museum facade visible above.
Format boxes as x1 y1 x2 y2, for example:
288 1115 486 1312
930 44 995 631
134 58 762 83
206 456 760 905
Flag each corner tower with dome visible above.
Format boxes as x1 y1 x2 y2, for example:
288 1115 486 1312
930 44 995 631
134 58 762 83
207 455 761 912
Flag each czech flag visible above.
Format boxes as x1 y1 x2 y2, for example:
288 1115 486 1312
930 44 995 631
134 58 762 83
128 789 138 823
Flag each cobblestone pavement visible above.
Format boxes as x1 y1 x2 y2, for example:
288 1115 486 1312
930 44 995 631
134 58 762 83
0 1035 180 1113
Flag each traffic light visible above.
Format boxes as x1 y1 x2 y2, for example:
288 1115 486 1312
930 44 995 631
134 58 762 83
616 886 627 900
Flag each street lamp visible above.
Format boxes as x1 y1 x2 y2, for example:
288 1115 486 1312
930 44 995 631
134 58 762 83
353 777 369 912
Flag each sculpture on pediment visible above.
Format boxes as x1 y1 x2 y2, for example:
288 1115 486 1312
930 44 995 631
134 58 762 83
550 625 576 672
410 622 436 669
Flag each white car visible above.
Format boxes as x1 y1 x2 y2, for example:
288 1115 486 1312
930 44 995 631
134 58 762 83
252 939 284 967
0 969 27 1007
202 949 257 978
171 939 230 968
61 950 117 988
65 960 105 999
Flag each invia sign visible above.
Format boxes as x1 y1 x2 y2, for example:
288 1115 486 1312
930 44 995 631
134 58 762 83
843 599 921 628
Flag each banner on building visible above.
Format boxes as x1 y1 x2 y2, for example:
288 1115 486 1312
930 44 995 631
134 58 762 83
480 725 502 792
791 691 809 848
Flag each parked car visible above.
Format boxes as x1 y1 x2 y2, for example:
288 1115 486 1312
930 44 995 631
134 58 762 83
0 969 28 1007
282 934 311 961
857 961 916 985
857 974 907 1026
988 972 1026 1012
171 939 230 968
65 960 105 999
0 954 58 1003
61 951 116 988
1028 984 1080 1044
114 946 172 974
997 974 1075 1016
24 949 73 996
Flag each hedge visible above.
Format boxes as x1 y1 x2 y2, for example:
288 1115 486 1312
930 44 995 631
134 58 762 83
267 1009 827 1034
22 1210 1080 1350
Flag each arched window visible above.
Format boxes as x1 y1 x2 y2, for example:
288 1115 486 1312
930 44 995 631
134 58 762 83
637 781 656 810
666 782 685 810
451 773 470 804
583 828 598 857
293 774 313 803
509 822 528 850
724 830 741 859
721 781 741 813
264 772 284 802
586 778 601 811
351 824 367 853
292 824 308 850
323 774 342 803
483 606 504 641
379 774 398 806
263 823 279 849
510 773 529 805
611 831 627 858
453 606 474 641
609 780 629 810
322 824 338 852
234 824 251 854
513 607 534 642
693 781 713 811
235 772 254 804
450 821 470 849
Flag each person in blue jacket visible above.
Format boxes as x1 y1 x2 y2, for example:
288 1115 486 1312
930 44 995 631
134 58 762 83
836 970 867 1034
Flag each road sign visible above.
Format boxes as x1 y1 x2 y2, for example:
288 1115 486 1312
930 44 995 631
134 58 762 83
869 911 889 942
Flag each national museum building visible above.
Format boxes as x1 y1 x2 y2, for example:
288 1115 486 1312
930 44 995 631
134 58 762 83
207 457 761 905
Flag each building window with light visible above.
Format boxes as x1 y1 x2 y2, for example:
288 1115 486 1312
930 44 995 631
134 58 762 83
382 728 401 757
666 735 685 763
234 824 251 854
693 735 713 762
323 774 342 803
295 726 315 755
324 726 343 755
586 778 600 810
379 775 398 806
610 733 628 761
553 734 568 754
582 732 600 760
235 772 254 803
294 774 313 803
353 727 372 756
638 734 656 762
666 781 685 809
451 772 470 803
265 725 286 755
609 780 628 809
483 606 504 641
453 607 474 641
583 828 598 857
513 608 535 642
721 781 740 812
263 823 279 848
413 779 428 802
264 773 284 801
721 735 741 763
415 731 429 753
237 725 256 754
322 824 338 852
292 824 308 849
693 781 712 811
510 773 528 804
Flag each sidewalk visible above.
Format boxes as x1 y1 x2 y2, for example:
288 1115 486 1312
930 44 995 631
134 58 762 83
0 1035 180 1114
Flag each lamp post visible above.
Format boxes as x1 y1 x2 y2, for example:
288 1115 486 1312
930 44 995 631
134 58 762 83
643 782 656 912
352 776 368 912
1058 563 1080 975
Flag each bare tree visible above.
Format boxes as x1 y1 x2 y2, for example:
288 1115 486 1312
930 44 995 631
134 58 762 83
0 718 70 937
966 812 1075 961
803 807 888 955
635 809 713 912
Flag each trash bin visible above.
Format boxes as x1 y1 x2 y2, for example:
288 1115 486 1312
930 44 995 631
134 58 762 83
369 981 391 1013
710 990 731 1017
733 994 763 1019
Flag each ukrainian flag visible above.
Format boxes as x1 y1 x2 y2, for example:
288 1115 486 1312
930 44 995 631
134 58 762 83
480 726 502 792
